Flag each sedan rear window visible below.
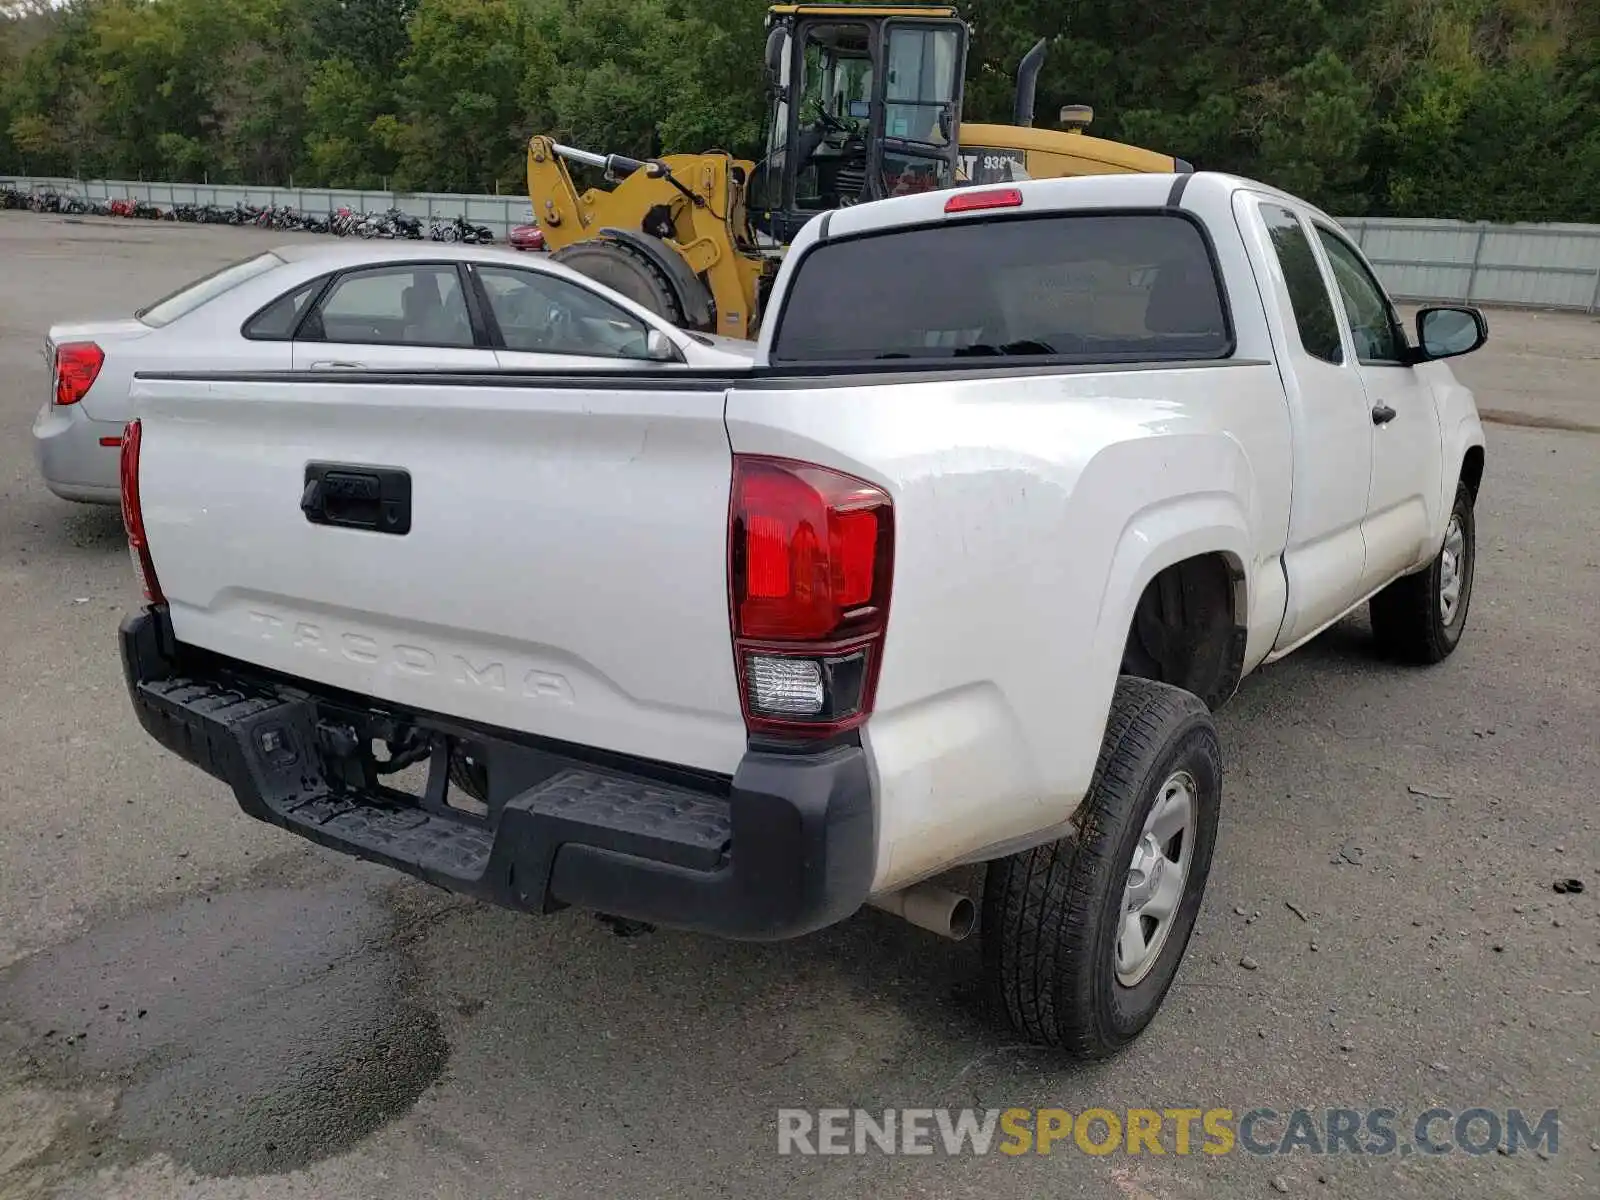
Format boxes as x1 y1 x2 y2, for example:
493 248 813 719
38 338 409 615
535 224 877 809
137 252 285 328
770 212 1231 365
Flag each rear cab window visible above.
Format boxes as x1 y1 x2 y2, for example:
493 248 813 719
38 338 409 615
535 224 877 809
137 252 284 328
770 212 1232 366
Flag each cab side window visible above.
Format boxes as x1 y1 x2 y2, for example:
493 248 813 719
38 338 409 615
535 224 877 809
1258 204 1343 365
1314 226 1406 364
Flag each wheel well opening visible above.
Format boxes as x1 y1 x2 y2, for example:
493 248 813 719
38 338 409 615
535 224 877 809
1120 553 1247 711
1461 446 1485 501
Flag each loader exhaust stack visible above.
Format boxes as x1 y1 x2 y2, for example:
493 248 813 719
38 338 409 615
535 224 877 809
1013 38 1048 128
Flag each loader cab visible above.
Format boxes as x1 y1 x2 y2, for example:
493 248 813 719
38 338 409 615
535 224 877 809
751 5 966 244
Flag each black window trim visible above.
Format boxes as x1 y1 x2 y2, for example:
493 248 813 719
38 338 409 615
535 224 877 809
1256 199 1345 367
461 261 507 348
457 262 496 347
765 205 1239 369
1309 218 1410 368
266 260 491 351
466 260 659 363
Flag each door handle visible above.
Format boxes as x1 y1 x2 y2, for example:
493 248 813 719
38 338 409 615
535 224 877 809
302 463 411 534
309 360 365 370
1371 403 1397 426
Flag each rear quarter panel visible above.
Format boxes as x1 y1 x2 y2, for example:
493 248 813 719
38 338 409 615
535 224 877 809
735 173 1294 892
727 362 1292 892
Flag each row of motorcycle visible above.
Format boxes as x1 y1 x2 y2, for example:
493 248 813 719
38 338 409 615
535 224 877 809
1 185 497 243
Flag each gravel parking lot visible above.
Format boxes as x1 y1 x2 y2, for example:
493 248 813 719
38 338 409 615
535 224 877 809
0 211 1596 1200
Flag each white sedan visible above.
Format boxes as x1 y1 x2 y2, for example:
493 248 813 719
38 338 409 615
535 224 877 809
33 241 755 503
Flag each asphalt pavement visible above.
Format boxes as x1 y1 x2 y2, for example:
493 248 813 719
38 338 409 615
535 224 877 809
0 212 1595 1199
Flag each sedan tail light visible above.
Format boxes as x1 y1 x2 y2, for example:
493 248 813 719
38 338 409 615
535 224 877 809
52 340 104 406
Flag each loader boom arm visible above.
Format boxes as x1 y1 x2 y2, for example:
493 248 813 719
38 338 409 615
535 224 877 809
527 135 770 338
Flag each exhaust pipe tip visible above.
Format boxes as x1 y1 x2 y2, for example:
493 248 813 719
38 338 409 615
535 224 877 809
947 894 977 940
868 883 977 941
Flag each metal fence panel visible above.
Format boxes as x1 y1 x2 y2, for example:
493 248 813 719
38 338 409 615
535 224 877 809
1 174 533 239
1340 216 1600 311
6 174 1600 310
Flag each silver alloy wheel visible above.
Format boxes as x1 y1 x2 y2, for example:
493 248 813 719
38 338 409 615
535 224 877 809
1116 770 1196 987
1439 514 1466 625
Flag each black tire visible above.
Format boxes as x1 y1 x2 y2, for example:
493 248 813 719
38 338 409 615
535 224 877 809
1368 481 1476 664
981 676 1222 1057
447 745 489 805
551 240 686 326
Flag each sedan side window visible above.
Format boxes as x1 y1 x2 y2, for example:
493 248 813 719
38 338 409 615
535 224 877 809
243 278 325 340
477 266 652 360
1314 226 1405 365
1258 203 1343 365
301 265 474 348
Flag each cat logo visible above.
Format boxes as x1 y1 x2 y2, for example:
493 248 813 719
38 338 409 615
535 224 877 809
958 148 1030 185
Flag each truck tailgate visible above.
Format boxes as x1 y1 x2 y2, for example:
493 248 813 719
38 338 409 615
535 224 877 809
131 373 747 774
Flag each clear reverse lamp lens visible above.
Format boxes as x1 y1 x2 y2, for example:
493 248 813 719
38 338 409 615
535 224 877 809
745 655 825 716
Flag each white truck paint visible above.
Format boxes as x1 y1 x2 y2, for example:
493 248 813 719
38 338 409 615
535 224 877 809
120 170 1488 1055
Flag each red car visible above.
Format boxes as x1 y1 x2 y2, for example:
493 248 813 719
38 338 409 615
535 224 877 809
509 223 547 252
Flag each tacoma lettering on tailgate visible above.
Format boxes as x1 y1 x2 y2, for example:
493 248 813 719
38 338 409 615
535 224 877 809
247 610 575 705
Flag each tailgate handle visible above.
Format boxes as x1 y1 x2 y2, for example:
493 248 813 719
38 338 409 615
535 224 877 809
302 463 411 535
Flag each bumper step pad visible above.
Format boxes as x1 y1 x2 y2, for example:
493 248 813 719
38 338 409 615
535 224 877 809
136 674 731 887
121 607 874 939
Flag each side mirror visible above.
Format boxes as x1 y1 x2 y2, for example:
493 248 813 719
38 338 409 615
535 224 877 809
1414 306 1487 361
645 328 683 363
764 27 788 98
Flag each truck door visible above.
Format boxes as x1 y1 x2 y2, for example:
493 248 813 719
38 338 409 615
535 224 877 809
1309 222 1445 593
1239 196 1375 651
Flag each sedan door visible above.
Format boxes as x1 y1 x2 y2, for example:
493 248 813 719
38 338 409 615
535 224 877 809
291 262 497 370
468 263 675 372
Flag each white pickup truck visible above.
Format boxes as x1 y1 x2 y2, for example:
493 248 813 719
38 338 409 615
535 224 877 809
117 171 1487 1059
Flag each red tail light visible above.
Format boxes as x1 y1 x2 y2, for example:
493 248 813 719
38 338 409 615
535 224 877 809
944 187 1023 214
52 341 104 406
729 455 893 737
119 419 164 604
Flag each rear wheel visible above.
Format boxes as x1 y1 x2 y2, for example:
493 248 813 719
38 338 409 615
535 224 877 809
982 676 1221 1057
552 240 686 327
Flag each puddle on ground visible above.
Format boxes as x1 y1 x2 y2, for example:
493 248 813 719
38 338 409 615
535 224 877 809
0 878 448 1179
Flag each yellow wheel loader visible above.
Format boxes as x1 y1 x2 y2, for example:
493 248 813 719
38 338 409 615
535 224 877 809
527 4 1192 341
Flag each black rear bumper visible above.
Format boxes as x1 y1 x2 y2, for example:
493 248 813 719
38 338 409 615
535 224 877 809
120 607 875 940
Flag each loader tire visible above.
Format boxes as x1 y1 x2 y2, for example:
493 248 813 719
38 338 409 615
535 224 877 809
552 240 686 327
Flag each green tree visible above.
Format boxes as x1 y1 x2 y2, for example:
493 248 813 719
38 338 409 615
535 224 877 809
302 55 398 187
0 0 1596 220
388 0 539 191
